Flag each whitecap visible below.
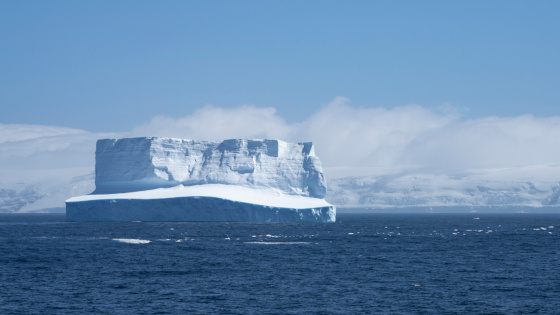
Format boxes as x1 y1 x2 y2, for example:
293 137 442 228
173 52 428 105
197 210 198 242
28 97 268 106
113 238 151 244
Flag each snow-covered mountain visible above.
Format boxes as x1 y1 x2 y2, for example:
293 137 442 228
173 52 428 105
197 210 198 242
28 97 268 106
0 173 95 213
0 186 44 212
326 165 560 211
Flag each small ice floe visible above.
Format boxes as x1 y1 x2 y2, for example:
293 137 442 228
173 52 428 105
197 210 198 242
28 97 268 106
473 217 480 220
113 238 151 244
549 226 555 229
224 237 231 240
348 232 354 235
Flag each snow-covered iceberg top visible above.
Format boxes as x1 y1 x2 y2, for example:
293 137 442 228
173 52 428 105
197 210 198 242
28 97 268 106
93 137 327 198
67 184 332 209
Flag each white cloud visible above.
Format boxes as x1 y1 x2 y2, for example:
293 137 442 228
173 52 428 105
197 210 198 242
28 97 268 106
0 124 117 185
128 98 560 171
2 98 560 186
131 104 293 141
294 97 457 167
401 115 560 170
0 123 87 144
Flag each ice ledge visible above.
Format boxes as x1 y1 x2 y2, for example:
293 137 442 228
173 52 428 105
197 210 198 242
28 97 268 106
66 184 335 223
66 197 335 223
67 184 332 209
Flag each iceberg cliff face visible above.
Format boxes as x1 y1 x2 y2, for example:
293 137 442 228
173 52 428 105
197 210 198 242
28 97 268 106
67 137 335 222
94 137 327 198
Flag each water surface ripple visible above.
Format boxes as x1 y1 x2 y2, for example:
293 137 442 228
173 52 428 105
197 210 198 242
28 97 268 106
1 213 559 314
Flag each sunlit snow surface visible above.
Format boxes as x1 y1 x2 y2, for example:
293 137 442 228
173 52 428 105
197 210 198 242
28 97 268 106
68 184 331 209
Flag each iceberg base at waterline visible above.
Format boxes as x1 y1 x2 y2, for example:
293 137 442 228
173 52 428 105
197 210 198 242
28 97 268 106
66 184 336 222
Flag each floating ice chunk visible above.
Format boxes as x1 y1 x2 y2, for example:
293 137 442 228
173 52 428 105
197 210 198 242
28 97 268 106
113 238 151 244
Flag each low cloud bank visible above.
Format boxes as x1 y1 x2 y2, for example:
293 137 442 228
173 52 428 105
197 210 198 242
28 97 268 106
0 124 113 186
2 97 560 187
132 97 560 171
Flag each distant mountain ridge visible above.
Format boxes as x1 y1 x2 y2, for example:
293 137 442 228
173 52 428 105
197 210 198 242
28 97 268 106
327 165 560 210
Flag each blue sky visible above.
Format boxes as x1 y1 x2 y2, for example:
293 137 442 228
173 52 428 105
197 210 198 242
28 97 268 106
1 0 559 132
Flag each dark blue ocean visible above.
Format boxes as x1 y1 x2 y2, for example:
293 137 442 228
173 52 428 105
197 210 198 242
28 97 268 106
1 213 560 314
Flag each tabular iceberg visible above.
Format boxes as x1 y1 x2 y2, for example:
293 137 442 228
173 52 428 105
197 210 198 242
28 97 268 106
66 137 335 222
